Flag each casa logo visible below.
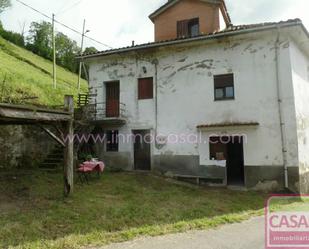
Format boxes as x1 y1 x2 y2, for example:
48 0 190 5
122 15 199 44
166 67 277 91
266 195 309 249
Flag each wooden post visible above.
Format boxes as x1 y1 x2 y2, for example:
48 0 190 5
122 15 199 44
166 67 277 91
64 95 74 197
78 19 86 92
52 14 57 89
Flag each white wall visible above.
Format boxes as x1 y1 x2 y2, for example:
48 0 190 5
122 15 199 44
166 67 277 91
155 33 294 168
88 30 300 171
290 40 309 191
88 54 157 169
219 8 226 31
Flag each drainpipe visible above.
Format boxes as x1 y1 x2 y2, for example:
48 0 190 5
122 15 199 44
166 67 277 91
153 59 159 145
275 27 289 189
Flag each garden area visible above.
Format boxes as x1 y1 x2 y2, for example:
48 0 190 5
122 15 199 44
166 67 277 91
0 169 299 249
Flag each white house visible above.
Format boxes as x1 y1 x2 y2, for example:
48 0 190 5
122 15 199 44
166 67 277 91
79 0 309 193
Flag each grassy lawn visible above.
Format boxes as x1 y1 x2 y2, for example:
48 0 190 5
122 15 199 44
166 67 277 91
0 170 273 248
0 36 88 106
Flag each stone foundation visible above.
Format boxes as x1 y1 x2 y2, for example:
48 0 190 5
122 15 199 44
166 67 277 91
0 125 56 170
298 162 309 194
96 152 302 192
153 155 300 192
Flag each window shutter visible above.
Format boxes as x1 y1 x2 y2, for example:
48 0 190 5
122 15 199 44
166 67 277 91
177 21 182 37
177 20 189 38
138 77 153 99
183 20 189 37
214 74 234 88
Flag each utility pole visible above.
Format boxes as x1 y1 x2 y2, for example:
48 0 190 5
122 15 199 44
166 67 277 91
52 13 57 89
78 19 86 92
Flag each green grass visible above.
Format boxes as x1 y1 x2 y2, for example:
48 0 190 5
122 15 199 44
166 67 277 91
0 36 87 106
267 196 309 212
0 170 270 249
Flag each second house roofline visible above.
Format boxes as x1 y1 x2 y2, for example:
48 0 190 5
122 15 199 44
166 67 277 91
78 19 308 60
148 0 231 24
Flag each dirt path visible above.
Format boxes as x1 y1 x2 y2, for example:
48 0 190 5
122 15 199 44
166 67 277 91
91 217 264 249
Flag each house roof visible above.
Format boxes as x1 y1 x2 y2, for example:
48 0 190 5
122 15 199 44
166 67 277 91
148 0 231 24
78 19 308 60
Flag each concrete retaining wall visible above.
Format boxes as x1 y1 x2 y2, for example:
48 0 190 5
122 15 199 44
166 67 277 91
0 125 56 170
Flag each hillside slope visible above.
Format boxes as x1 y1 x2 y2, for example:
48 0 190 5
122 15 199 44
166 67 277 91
0 36 87 107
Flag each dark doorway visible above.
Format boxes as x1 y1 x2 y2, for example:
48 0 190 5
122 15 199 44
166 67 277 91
209 136 245 186
133 130 151 171
226 137 245 185
105 81 120 117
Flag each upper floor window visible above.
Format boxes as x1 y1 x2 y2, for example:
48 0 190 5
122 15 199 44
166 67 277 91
138 77 153 99
214 74 234 101
177 18 199 38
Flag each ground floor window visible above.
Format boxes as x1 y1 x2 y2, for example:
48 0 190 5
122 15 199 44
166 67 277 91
209 136 227 160
106 130 119 152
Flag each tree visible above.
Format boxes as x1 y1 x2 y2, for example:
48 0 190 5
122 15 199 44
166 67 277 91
0 29 24 47
0 20 25 47
84 46 98 55
55 32 80 72
26 21 53 60
81 47 98 79
0 0 11 14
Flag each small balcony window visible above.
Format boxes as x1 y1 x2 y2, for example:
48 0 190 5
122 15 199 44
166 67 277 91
177 18 199 38
214 74 235 101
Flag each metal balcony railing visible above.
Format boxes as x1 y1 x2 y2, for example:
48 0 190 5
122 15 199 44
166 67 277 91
76 88 127 125
90 102 126 121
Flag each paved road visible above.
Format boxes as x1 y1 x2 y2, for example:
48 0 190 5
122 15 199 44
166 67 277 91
96 217 265 249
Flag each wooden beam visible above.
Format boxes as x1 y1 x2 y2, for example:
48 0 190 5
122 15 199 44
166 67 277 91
0 103 69 114
0 103 71 123
63 95 74 197
40 126 65 147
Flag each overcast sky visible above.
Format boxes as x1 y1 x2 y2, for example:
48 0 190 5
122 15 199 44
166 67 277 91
1 0 309 51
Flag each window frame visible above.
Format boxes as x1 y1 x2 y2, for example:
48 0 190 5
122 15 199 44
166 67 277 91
177 18 200 38
214 74 235 101
188 18 199 37
106 130 119 152
209 137 227 160
138 77 154 100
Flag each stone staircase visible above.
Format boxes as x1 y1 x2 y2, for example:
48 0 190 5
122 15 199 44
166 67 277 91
40 145 63 169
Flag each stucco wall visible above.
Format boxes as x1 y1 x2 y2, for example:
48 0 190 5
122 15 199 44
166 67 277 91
0 126 56 170
290 40 309 193
88 30 301 189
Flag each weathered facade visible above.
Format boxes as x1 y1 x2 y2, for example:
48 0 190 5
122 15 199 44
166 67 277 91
80 0 309 193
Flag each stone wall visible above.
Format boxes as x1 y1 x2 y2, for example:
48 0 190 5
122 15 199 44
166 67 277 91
0 125 56 170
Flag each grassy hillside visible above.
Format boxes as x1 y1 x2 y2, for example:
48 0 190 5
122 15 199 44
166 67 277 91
0 36 88 107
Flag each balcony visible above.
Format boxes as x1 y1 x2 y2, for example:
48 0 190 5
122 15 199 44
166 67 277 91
90 102 127 125
76 103 126 127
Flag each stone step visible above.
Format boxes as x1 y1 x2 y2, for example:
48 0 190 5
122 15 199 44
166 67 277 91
43 158 63 163
40 162 62 169
46 154 63 159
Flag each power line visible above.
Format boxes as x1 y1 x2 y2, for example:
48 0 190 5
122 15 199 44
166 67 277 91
56 0 84 15
15 0 113 49
57 0 75 14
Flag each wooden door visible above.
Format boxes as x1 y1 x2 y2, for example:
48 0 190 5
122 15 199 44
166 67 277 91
133 130 151 171
105 81 119 117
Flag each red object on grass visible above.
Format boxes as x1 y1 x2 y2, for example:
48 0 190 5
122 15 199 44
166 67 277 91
78 161 105 173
